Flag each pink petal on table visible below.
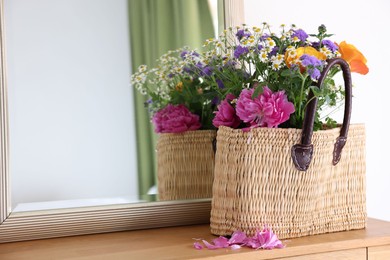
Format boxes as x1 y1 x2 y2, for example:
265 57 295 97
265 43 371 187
228 230 247 245
230 244 242 250
256 228 284 249
202 236 229 250
202 240 220 250
245 237 261 249
193 242 203 250
213 236 230 248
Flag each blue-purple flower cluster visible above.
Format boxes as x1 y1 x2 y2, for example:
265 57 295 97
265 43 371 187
300 54 324 80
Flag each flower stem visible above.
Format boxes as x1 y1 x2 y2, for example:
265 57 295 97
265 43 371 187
298 74 308 120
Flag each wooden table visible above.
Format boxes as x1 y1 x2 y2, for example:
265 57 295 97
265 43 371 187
0 218 389 259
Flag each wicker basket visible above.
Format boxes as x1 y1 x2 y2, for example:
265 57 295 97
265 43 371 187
210 58 367 239
157 130 216 200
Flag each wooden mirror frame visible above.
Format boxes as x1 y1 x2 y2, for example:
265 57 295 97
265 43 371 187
0 0 244 243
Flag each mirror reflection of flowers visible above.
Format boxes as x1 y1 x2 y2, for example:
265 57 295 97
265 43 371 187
198 23 369 131
131 48 218 133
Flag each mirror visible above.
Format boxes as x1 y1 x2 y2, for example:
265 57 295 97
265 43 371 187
6 0 218 212
0 0 244 243
6 0 142 212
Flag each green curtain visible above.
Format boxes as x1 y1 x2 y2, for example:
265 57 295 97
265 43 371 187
128 0 215 196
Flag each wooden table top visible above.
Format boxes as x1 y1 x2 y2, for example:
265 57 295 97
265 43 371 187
0 218 390 260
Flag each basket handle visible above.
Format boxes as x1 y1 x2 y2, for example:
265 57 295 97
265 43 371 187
291 58 352 171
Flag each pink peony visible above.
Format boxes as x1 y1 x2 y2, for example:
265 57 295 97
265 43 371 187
212 94 241 128
152 104 201 133
236 87 295 128
260 87 295 128
236 89 266 126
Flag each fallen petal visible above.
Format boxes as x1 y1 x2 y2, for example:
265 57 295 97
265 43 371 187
193 226 284 251
230 244 242 250
228 230 247 245
193 242 203 250
245 237 261 249
212 236 230 248
202 240 222 250
258 228 285 249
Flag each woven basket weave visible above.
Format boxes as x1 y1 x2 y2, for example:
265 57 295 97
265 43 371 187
210 58 367 239
210 125 366 239
157 130 216 200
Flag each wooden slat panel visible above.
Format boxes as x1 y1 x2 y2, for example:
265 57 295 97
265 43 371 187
368 244 390 260
280 248 366 260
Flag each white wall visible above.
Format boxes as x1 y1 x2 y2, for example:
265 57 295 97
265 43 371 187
245 0 390 221
5 0 138 208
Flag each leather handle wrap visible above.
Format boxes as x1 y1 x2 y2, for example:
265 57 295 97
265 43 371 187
291 58 352 171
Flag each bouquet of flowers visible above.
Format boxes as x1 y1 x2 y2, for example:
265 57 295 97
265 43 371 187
131 47 219 133
193 23 369 131
131 23 368 134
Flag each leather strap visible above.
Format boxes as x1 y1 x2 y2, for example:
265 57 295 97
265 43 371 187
291 58 352 171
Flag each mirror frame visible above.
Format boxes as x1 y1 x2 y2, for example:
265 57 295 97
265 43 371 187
0 0 244 243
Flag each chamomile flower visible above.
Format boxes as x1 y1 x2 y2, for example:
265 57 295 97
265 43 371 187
259 50 269 62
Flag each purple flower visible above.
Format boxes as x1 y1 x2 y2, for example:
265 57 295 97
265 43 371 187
152 104 201 133
212 94 241 128
216 79 225 89
180 50 188 59
196 62 203 70
300 54 324 81
269 46 279 57
257 44 264 51
183 66 193 74
191 51 200 57
311 40 338 52
211 96 220 106
322 39 338 52
236 29 251 40
201 66 213 77
224 59 237 68
306 67 321 80
300 54 322 67
292 29 308 42
236 87 295 128
261 33 270 40
234 45 249 59
181 50 200 59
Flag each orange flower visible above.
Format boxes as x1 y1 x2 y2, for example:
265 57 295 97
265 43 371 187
285 46 326 73
337 41 369 75
175 81 183 92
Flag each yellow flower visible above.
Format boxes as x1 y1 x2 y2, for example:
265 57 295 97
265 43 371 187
175 82 183 92
285 46 326 72
337 41 369 75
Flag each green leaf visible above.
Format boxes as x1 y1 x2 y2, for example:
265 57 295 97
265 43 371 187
280 69 293 77
309 85 321 97
325 117 337 129
252 82 267 98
